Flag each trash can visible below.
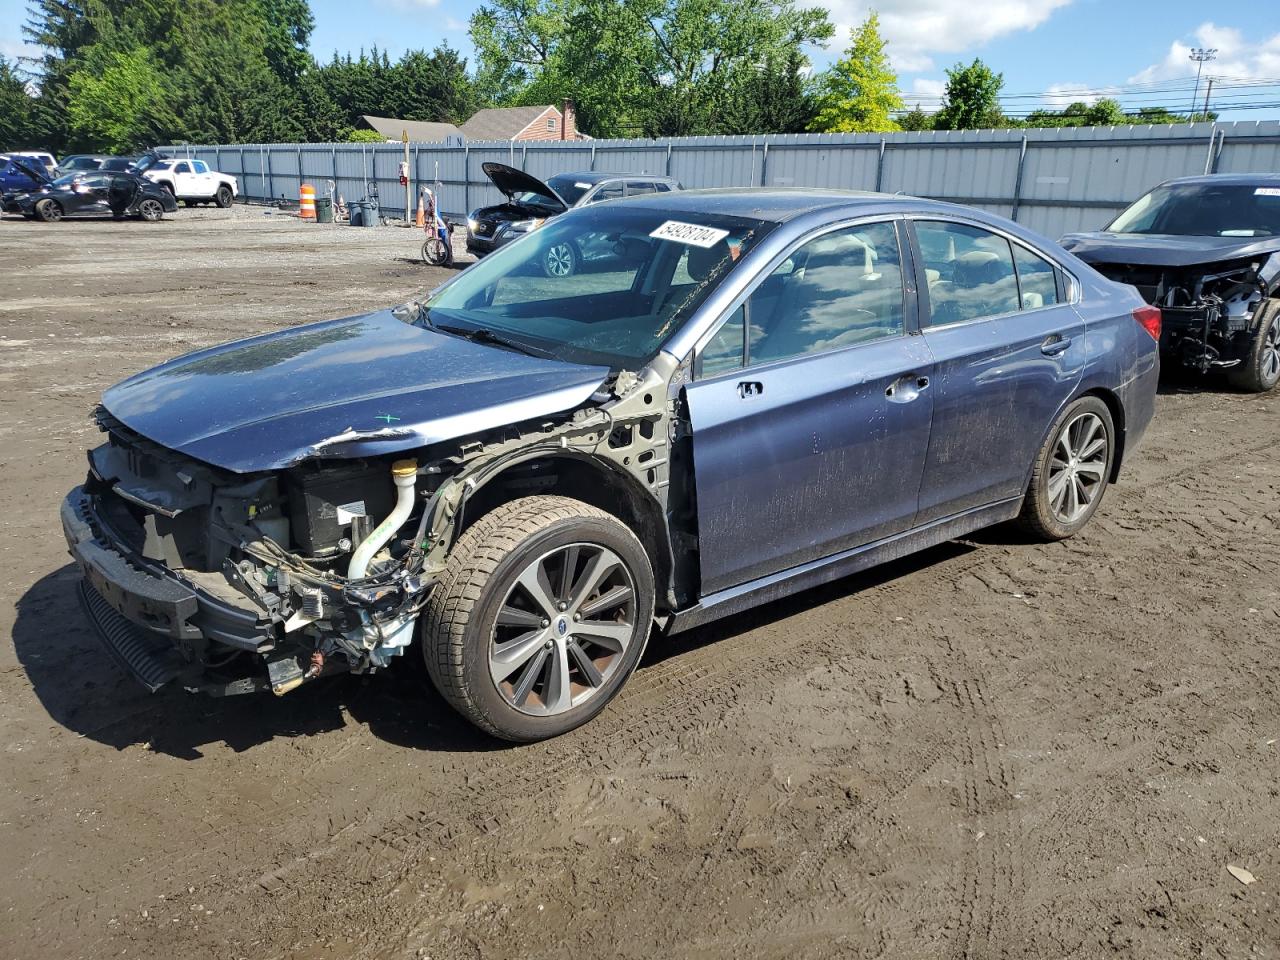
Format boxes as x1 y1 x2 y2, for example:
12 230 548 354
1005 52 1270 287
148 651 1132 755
361 199 379 227
315 196 333 223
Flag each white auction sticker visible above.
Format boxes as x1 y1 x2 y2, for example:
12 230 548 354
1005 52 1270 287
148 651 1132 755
649 220 731 248
1255 187 1280 197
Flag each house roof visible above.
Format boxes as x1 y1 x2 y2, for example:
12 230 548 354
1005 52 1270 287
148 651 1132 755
459 106 558 141
357 115 461 142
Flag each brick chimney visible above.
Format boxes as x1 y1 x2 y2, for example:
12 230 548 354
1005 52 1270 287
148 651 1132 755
561 99 577 140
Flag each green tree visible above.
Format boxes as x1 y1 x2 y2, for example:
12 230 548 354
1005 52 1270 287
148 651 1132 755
934 58 1004 130
810 12 902 133
345 127 385 142
719 50 818 134
66 47 173 151
469 0 833 137
898 104 934 131
0 57 37 148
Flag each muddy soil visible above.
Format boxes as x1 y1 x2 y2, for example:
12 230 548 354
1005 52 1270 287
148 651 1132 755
1 207 1277 960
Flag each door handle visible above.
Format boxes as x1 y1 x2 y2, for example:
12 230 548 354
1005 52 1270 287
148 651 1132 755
886 373 929 402
1041 335 1072 356
737 381 764 399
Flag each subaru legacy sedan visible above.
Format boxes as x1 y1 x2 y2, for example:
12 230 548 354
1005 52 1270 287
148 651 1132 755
62 190 1159 741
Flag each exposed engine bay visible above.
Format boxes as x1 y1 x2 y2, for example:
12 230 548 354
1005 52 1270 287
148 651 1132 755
1090 254 1280 372
63 360 682 697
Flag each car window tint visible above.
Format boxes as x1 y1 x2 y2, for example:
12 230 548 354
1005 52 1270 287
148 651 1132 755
626 181 658 196
174 162 191 174
746 221 905 366
916 221 1020 325
655 182 672 192
701 304 746 376
193 161 208 173
1013 243 1059 309
589 183 625 203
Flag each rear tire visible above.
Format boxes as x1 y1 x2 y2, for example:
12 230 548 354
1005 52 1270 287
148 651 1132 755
1227 299 1280 393
215 185 233 208
1017 396 1115 541
35 199 62 222
422 496 655 742
138 198 165 221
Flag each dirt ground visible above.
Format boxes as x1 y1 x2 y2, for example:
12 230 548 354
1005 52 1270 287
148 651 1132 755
1 205 1277 960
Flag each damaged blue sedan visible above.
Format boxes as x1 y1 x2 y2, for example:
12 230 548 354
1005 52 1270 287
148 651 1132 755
62 190 1159 741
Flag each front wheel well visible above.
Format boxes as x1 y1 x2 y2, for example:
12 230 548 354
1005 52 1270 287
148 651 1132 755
456 454 676 612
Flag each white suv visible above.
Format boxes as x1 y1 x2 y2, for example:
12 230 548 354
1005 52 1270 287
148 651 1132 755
144 159 238 208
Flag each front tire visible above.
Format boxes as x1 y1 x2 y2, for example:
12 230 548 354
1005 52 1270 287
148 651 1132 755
138 198 165 221
1017 396 1115 541
1227 299 1280 393
35 199 62 222
542 240 579 278
215 185 233 208
422 496 655 742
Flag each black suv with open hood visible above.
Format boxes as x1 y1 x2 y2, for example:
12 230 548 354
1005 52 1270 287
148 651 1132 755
466 163 680 276
1061 174 1280 392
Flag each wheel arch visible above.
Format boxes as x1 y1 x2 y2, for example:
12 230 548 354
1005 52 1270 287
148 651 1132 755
456 451 677 613
1022 383 1127 494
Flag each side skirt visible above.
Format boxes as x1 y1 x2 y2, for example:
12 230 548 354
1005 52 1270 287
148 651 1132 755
665 497 1023 636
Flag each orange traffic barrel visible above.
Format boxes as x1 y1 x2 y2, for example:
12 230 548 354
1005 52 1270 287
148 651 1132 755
299 183 316 220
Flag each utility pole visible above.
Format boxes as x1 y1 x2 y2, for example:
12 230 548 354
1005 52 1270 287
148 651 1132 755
1189 48 1217 119
1202 77 1214 120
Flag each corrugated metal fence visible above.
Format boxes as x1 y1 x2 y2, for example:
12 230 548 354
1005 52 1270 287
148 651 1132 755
163 120 1280 239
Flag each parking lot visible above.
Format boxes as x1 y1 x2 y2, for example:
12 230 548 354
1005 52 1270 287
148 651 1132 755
1 206 1277 960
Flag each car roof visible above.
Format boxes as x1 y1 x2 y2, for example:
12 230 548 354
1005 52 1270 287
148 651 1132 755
1163 172 1280 188
612 187 985 223
549 171 677 185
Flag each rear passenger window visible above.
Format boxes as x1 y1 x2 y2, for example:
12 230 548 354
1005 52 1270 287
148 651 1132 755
626 181 658 196
747 221 905 366
1013 243 1059 309
916 221 1020 325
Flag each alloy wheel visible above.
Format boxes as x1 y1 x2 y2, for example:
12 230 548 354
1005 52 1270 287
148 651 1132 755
1262 314 1280 384
1047 411 1108 524
139 199 163 221
545 243 575 277
489 543 637 716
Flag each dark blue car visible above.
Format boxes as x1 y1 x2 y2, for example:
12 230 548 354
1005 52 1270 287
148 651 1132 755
61 190 1159 741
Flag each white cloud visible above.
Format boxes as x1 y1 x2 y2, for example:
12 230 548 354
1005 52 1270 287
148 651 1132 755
0 39 41 63
375 0 441 9
1040 82 1122 109
902 77 946 108
1129 22 1280 84
821 0 1073 73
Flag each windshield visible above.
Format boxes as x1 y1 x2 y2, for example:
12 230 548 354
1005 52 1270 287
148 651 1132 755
1108 183 1280 237
546 175 592 206
52 173 82 186
101 158 134 171
508 190 563 212
424 205 775 367
62 157 101 171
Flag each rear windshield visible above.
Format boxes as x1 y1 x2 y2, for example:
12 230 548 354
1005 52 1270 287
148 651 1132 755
1108 183 1280 237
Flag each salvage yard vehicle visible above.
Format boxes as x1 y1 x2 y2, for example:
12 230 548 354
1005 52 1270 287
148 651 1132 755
1061 174 1280 392
0 154 51 212
62 190 1159 741
466 163 681 274
143 158 238 207
16 171 179 222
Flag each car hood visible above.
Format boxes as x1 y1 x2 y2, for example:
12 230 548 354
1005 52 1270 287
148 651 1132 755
1059 231 1280 267
8 156 51 184
481 162 567 211
101 309 611 473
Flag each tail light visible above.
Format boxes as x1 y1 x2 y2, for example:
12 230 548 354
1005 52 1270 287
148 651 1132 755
1133 304 1162 341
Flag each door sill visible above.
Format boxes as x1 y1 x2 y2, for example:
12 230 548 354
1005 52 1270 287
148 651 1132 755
666 497 1022 636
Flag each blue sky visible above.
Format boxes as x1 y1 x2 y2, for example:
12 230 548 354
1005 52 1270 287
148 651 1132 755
3 0 1278 121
